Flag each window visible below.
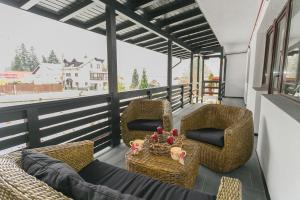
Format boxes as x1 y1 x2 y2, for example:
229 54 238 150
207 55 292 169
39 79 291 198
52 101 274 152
282 0 300 101
75 73 78 77
66 73 71 77
269 7 288 94
262 27 275 88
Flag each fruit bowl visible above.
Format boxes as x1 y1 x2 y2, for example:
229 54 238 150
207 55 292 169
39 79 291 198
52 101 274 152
144 128 183 156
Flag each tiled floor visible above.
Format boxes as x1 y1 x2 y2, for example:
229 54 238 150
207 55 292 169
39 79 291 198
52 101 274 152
95 98 267 200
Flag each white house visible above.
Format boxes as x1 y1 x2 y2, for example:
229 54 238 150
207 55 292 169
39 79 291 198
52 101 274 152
30 63 64 84
62 57 108 92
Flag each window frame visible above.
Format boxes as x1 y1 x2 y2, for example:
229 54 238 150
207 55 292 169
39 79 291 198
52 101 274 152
268 5 289 94
262 25 275 89
280 0 300 103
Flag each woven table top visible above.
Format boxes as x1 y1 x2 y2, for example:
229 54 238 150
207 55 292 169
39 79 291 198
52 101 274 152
126 139 199 174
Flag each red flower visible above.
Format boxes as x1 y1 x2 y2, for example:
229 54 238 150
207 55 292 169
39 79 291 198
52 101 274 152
157 126 163 134
171 128 178 137
151 132 158 142
167 136 174 145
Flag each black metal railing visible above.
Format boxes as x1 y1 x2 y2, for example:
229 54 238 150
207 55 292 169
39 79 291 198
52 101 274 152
0 84 194 155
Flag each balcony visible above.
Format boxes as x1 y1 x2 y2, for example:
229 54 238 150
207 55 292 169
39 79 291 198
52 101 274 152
0 0 299 200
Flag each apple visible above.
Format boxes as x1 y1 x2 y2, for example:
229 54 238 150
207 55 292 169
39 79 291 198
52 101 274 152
167 136 174 145
157 126 163 134
151 132 158 142
171 128 178 137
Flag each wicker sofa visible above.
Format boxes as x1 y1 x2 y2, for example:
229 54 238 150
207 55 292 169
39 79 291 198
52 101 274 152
121 99 173 146
180 104 254 173
0 141 242 200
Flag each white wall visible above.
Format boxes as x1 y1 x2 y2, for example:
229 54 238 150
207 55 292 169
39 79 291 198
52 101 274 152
257 96 300 200
225 53 247 97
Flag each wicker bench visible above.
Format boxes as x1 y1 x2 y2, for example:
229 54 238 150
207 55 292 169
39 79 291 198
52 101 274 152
0 141 242 200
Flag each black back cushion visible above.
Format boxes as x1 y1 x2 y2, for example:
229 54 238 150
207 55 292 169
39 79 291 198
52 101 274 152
22 150 142 200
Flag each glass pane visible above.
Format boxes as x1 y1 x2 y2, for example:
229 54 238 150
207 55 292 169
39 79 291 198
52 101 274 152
282 0 300 100
271 14 288 93
262 30 275 88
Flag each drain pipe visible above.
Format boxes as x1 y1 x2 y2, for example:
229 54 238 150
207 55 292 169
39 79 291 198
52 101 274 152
172 58 182 69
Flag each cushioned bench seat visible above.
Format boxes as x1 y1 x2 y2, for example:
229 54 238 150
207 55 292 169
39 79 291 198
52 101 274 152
79 160 216 200
186 128 224 148
127 119 163 132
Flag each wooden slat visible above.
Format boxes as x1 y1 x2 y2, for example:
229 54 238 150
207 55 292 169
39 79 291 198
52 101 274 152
151 92 167 99
40 113 110 137
74 126 111 142
0 123 28 138
94 140 111 153
39 95 110 115
0 94 110 113
42 123 110 146
0 134 27 151
93 132 112 146
39 105 111 128
0 110 26 123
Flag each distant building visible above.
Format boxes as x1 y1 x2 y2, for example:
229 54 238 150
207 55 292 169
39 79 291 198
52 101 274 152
149 80 160 88
31 63 64 84
62 57 108 91
0 71 31 83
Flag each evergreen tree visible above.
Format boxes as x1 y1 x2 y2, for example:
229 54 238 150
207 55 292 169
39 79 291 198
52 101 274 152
42 55 48 63
29 47 39 71
11 52 22 71
130 68 139 89
139 69 149 89
48 50 60 64
20 43 31 71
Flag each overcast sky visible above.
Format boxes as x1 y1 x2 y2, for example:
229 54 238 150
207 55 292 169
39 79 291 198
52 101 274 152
0 4 191 87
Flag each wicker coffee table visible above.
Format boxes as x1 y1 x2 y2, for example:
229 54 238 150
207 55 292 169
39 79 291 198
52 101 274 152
126 140 199 189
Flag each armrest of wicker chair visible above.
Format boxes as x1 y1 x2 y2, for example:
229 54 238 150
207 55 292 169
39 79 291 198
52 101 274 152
34 140 94 172
224 112 254 155
162 100 173 131
216 177 242 200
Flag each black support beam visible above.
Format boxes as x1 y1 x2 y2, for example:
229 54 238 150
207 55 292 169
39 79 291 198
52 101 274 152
167 17 206 33
167 40 172 101
106 3 120 146
127 33 158 44
173 24 211 38
158 8 201 27
59 0 94 22
98 0 192 51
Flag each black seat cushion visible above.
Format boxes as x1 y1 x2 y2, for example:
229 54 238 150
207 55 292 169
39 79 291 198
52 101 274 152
186 128 225 147
79 160 215 200
127 119 162 131
22 150 141 200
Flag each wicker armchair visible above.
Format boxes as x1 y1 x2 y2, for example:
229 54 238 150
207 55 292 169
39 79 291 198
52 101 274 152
0 141 242 200
121 99 173 146
180 104 254 173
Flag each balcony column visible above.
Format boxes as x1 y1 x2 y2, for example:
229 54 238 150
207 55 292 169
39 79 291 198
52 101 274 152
106 3 120 146
167 39 172 102
218 47 224 101
189 52 194 103
196 55 200 103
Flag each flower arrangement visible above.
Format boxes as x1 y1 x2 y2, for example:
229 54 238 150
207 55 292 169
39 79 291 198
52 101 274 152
144 127 183 156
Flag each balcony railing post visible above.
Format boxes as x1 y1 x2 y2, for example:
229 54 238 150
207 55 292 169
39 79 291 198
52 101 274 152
147 90 152 99
189 84 193 104
196 56 200 103
106 3 120 147
167 39 172 102
190 52 194 104
180 85 184 108
26 108 41 148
